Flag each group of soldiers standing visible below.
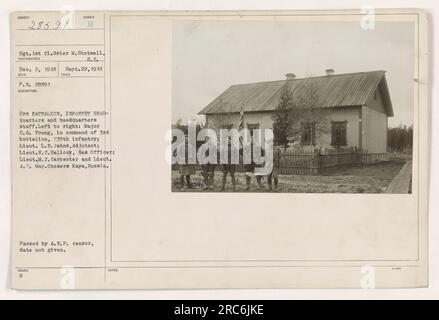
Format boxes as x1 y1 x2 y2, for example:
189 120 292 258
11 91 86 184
177 140 282 192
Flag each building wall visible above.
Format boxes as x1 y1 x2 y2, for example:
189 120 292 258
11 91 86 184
361 86 389 153
205 112 273 131
321 107 361 149
205 112 274 146
205 107 361 150
362 106 388 153
365 83 387 114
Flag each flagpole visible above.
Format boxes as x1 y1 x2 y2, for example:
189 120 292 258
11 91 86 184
238 101 245 148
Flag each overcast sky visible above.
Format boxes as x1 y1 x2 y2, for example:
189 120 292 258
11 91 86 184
172 20 415 127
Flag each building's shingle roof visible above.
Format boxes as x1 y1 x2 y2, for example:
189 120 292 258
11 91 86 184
199 70 393 116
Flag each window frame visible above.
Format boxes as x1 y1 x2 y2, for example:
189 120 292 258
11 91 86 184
246 123 261 144
301 121 316 146
331 120 348 147
246 123 260 134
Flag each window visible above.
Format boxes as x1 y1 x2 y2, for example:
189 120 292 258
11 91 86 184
247 123 261 143
301 122 315 146
331 121 347 146
247 123 260 135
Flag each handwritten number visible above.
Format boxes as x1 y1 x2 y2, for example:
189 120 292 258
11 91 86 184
63 18 70 30
28 19 68 30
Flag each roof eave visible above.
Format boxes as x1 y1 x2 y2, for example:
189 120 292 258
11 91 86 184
380 75 394 117
200 105 363 115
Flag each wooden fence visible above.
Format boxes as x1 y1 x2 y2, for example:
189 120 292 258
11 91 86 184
172 147 390 175
278 147 389 175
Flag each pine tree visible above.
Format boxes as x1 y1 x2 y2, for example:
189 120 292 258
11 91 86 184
272 83 295 149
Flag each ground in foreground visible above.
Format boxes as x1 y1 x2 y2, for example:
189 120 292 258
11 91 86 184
171 160 406 193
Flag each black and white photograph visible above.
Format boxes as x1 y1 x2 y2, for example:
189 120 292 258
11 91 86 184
5 6 431 294
171 19 415 193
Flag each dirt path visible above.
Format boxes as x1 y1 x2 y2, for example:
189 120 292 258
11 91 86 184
172 161 405 193
385 160 412 194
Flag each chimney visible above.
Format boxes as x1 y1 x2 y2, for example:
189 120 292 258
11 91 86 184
285 73 296 80
325 69 335 76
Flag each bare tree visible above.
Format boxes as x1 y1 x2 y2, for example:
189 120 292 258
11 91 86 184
206 99 237 134
288 79 331 149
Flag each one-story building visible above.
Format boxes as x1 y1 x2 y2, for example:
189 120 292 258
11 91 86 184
198 70 393 153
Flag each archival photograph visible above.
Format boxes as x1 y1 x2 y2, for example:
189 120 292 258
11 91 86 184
9 9 428 291
171 19 415 193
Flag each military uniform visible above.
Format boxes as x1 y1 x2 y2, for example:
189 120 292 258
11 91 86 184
244 144 264 190
219 143 238 191
178 142 196 188
200 141 217 190
267 146 281 190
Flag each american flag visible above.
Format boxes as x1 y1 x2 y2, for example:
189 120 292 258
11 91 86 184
238 102 245 130
238 102 245 150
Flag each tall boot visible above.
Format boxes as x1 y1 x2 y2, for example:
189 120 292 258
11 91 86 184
267 174 273 190
245 175 251 190
231 173 236 192
256 176 263 190
220 173 227 191
274 176 279 189
209 172 215 190
186 175 192 189
202 172 209 190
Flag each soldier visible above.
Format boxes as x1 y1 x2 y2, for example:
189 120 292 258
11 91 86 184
178 137 196 189
244 142 264 191
200 137 216 190
219 139 237 192
244 159 254 191
267 145 282 190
